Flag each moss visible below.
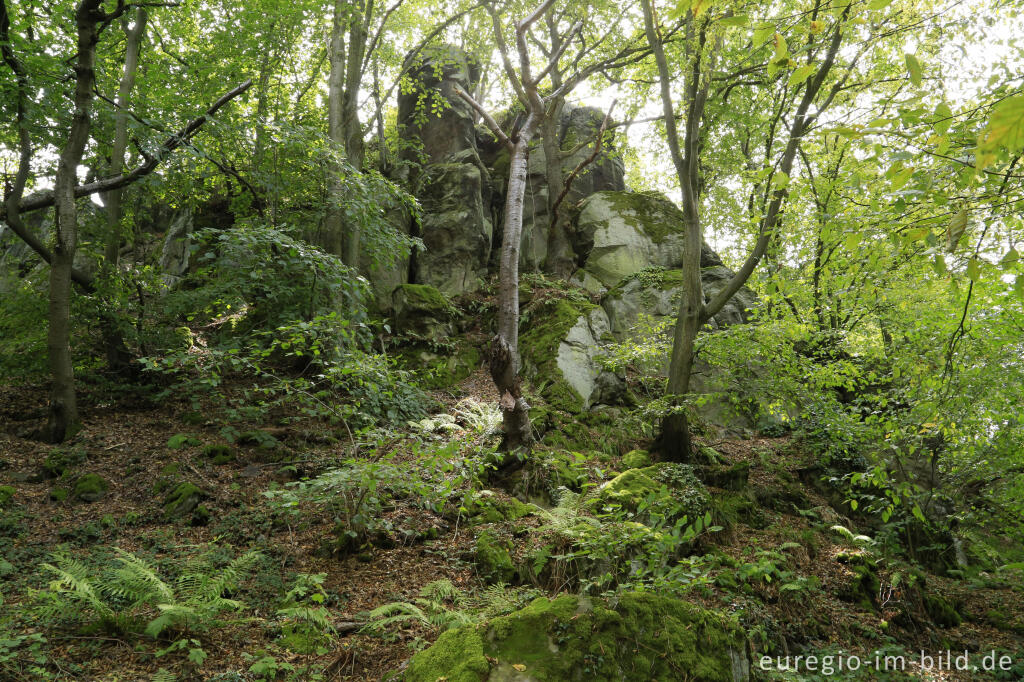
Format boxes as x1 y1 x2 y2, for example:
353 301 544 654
520 298 598 413
72 474 109 502
160 463 181 476
835 552 880 611
394 283 457 315
407 592 747 681
42 446 87 478
711 490 766 530
403 343 482 389
621 449 651 469
163 482 206 521
601 190 684 244
598 463 710 525
475 530 515 584
49 487 69 502
697 462 750 491
0 485 14 508
202 444 235 464
464 491 537 525
405 626 490 682
924 593 963 627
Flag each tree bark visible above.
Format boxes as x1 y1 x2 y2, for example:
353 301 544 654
492 123 540 450
102 7 146 266
47 0 104 442
324 0 348 258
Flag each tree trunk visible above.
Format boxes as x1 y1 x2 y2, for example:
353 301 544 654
48 0 102 442
324 0 348 257
491 121 539 451
100 7 146 375
340 0 369 266
102 7 146 265
540 104 576 277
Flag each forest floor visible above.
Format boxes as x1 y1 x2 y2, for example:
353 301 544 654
1 373 1023 681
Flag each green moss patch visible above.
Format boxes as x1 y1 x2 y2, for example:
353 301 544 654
520 298 597 413
0 485 14 508
475 530 515 584
163 482 207 522
405 592 747 682
598 463 710 525
72 474 109 502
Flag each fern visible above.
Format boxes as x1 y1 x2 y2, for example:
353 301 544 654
36 547 261 639
360 580 473 636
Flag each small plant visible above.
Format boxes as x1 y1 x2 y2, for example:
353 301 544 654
36 547 261 645
276 573 334 655
360 580 472 639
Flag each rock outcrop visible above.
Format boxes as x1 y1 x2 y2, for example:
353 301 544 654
404 592 750 682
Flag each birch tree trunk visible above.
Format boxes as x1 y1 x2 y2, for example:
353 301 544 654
48 0 103 441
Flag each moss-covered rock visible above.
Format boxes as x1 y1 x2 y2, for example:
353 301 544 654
475 530 515 584
405 592 749 682
72 474 109 502
598 463 710 525
401 343 481 389
924 593 963 627
698 462 750 491
710 490 766 530
391 283 459 337
520 297 621 412
0 485 14 508
621 449 651 469
42 446 87 478
163 482 207 521
201 444 234 464
464 491 537 525
835 551 880 611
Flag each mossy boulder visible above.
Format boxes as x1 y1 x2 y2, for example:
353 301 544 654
405 592 749 682
391 283 459 337
924 593 963 628
464 491 537 525
475 530 515 584
42 446 87 478
163 482 207 522
520 297 622 411
598 463 710 524
621 449 651 469
202 444 235 464
698 462 750 491
710 491 766 530
72 474 109 502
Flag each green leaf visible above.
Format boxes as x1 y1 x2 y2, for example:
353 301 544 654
869 0 894 8
844 232 862 250
773 33 789 61
1001 247 1020 266
1015 275 1024 299
788 65 816 87
966 257 982 281
905 54 922 86
933 102 953 134
753 24 774 49
978 95 1024 168
912 505 926 523
947 209 968 253
719 14 749 26
932 254 948 276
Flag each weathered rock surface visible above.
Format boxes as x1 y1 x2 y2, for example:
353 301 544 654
404 592 750 682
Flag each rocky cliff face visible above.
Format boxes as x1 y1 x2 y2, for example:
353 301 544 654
390 46 756 416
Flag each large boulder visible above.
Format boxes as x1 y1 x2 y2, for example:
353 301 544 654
520 297 623 411
573 191 722 290
404 592 750 682
415 157 493 296
602 267 756 340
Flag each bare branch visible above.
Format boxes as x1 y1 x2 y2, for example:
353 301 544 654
550 99 616 227
454 85 512 149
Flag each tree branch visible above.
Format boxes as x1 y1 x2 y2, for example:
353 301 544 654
453 85 512 149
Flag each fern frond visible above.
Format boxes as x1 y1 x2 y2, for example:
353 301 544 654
109 549 175 607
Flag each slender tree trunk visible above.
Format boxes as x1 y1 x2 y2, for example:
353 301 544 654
340 0 369 266
324 0 348 257
492 121 539 450
102 8 146 265
100 8 146 375
643 0 703 460
48 0 103 442
540 104 576 276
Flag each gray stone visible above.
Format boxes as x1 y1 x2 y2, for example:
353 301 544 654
553 306 622 410
159 209 193 279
